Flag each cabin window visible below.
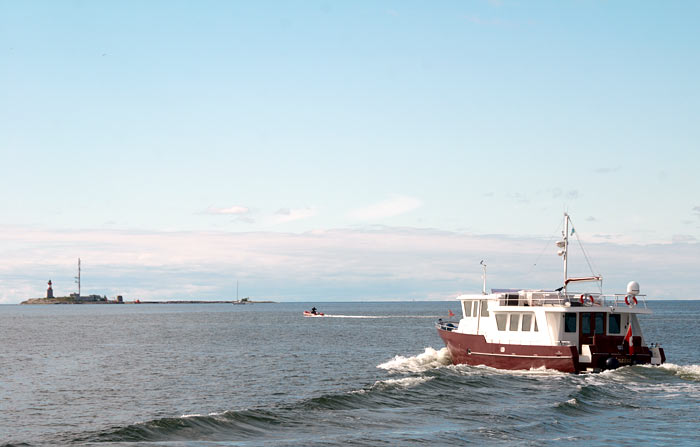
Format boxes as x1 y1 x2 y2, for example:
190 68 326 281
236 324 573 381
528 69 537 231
509 313 520 331
564 313 577 332
463 301 472 317
480 300 489 317
496 314 507 331
472 301 479 316
608 314 621 334
581 313 591 335
506 294 519 306
594 313 605 335
521 313 532 331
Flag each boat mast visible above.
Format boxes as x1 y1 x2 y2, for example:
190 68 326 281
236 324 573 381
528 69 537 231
563 213 569 295
480 260 487 295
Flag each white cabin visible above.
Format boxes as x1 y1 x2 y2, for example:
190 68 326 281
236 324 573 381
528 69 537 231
454 290 648 352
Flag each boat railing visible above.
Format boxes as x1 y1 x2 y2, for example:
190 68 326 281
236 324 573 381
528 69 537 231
498 293 647 309
565 293 648 309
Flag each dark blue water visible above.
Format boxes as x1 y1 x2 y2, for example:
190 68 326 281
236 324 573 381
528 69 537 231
2 301 699 446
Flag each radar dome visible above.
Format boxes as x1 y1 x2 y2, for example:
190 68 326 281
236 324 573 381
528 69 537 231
627 281 640 296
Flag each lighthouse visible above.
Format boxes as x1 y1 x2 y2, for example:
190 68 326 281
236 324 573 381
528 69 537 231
47 280 54 298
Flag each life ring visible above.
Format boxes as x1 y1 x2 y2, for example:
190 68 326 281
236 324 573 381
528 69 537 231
579 294 595 305
625 295 638 306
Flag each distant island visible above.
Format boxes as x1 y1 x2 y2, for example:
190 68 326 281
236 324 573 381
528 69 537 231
22 272 276 305
21 297 277 305
21 278 122 304
22 295 115 305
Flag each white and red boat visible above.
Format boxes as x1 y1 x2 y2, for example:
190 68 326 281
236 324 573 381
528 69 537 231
303 310 325 317
437 213 665 373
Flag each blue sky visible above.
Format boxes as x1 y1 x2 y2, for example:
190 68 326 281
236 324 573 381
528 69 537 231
1 1 699 303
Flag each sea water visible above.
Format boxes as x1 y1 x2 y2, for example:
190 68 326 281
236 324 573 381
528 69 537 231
1 301 699 446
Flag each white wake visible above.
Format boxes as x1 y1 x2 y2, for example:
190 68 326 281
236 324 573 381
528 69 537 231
653 363 700 381
372 376 434 390
377 347 452 373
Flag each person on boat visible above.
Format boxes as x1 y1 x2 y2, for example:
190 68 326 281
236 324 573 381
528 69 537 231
311 307 317 315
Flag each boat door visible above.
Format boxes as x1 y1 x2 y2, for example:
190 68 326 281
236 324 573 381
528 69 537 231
579 312 606 346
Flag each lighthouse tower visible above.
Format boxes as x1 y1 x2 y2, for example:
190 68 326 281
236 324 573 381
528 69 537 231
47 280 54 298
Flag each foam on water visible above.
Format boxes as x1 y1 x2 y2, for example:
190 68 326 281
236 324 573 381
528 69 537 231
377 347 452 373
653 363 700 381
554 397 579 410
627 381 700 399
449 363 568 378
372 376 434 390
180 412 226 418
347 377 434 395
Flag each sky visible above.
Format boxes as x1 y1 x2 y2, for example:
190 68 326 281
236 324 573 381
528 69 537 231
1 1 699 303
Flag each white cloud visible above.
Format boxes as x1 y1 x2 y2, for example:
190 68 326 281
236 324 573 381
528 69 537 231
672 234 697 243
507 192 529 204
203 205 250 215
1 225 698 304
594 166 621 174
348 195 422 220
549 188 579 200
267 207 317 225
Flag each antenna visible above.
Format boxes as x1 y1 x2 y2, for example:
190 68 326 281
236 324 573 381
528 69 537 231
562 214 569 294
480 260 487 295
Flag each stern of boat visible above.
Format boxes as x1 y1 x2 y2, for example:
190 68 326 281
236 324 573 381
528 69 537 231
577 335 666 371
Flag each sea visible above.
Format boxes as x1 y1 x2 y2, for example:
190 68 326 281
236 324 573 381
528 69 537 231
1 300 699 446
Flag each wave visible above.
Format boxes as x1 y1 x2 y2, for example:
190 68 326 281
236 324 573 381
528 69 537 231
76 373 440 444
348 376 435 398
72 359 700 444
77 408 286 443
651 363 700 381
372 376 434 390
377 347 452 373
553 397 585 416
551 370 653 418
455 363 568 377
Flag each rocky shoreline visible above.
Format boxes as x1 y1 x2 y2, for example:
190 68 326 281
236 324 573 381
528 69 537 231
20 298 277 305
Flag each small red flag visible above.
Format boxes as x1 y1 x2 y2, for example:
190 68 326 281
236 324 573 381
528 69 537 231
448 310 455 317
624 324 634 355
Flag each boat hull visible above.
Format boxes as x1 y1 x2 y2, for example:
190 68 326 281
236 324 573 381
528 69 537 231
437 328 663 373
438 328 580 373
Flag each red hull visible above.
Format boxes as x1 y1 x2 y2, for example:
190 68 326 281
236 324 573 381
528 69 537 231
438 328 662 373
438 328 579 373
